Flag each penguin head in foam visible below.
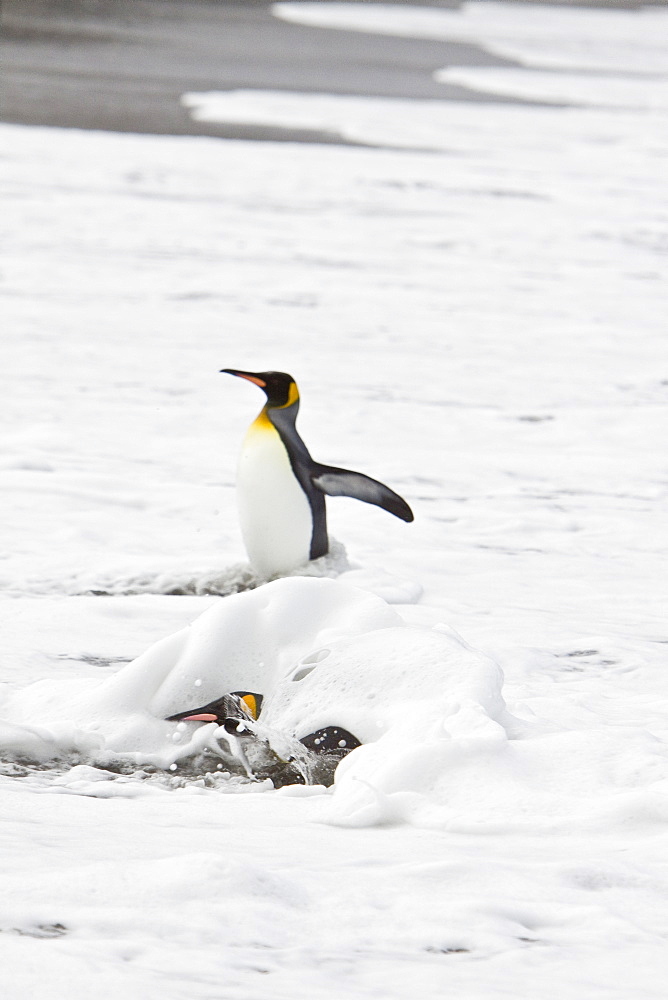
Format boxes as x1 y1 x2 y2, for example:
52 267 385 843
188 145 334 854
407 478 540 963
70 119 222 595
221 369 299 409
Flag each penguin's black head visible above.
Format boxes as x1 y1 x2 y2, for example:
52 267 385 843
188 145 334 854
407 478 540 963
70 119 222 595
221 369 298 408
167 691 263 724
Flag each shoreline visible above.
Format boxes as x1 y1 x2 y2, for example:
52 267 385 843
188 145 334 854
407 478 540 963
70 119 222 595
0 0 553 144
1 0 662 143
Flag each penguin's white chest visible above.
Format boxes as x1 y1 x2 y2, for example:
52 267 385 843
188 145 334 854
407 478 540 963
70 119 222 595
236 418 313 578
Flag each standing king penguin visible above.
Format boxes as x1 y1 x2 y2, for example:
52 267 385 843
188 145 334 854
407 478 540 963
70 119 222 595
222 369 414 578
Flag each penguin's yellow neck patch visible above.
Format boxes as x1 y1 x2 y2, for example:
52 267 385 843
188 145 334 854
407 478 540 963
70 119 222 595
249 407 274 434
247 382 299 437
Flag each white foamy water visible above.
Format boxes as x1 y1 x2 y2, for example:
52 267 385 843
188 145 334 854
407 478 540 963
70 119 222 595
1 2 668 998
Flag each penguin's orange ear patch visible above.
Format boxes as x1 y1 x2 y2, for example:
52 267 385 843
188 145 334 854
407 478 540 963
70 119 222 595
285 382 300 407
234 692 263 720
241 694 258 718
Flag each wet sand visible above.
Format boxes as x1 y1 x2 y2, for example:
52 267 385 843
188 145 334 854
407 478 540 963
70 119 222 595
1 0 524 143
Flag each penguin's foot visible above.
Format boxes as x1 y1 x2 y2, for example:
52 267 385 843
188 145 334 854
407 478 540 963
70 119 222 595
282 538 350 582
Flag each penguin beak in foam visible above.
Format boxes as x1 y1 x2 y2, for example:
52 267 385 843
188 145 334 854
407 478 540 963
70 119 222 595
167 692 264 725
220 368 267 388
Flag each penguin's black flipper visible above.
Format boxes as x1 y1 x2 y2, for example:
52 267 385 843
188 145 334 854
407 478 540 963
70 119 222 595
311 464 414 522
299 726 361 758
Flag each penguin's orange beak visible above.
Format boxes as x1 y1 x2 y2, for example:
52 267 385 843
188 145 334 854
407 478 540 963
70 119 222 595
177 713 219 722
221 368 267 388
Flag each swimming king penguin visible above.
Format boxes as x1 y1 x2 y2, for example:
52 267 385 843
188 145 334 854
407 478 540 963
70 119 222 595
222 369 413 578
